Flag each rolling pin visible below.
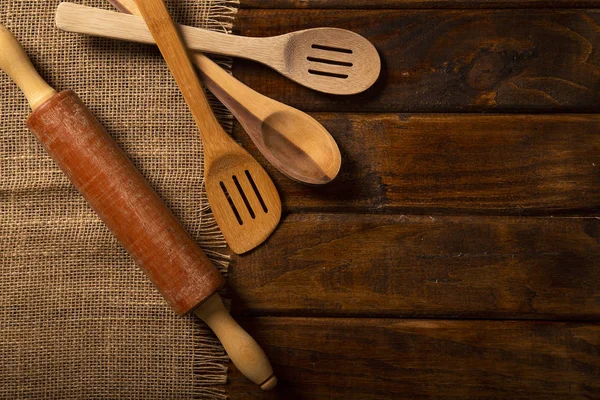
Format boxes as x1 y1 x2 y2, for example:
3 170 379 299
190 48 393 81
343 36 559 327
0 24 276 390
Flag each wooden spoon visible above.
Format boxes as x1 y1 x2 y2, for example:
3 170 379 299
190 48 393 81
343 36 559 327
130 0 281 255
56 2 342 185
56 2 380 95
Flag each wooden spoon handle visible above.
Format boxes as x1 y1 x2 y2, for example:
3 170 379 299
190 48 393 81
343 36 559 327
0 24 56 109
134 0 224 152
56 4 262 59
109 0 139 13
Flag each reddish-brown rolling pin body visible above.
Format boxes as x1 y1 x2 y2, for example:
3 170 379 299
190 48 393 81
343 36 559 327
27 90 224 315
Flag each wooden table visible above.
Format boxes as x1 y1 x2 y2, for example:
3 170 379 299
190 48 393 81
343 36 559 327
226 1 600 398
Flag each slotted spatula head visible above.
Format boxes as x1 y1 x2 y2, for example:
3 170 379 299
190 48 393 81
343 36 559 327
205 150 281 254
282 28 381 95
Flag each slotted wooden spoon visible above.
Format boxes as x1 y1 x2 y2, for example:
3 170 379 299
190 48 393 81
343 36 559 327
56 2 381 95
131 0 280 254
57 1 341 185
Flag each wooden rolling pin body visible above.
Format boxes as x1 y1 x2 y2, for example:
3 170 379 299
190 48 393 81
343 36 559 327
27 90 224 315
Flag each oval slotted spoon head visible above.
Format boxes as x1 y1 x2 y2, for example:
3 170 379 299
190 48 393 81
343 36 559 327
280 27 381 95
55 3 381 95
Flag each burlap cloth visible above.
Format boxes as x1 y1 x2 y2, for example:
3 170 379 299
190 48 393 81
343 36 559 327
0 1 239 398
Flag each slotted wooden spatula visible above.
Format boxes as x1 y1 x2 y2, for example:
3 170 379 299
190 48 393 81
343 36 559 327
133 0 280 254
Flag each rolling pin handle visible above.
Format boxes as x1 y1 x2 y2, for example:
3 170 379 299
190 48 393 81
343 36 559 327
194 294 277 390
0 24 56 110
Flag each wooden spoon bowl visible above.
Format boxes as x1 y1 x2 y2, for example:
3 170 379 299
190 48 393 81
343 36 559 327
260 109 341 185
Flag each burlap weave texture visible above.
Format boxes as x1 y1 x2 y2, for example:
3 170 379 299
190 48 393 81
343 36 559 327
0 1 238 398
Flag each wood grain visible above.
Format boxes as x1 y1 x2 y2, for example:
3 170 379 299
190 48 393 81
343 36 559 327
232 113 600 214
227 3 600 399
233 9 600 112
241 0 600 8
229 214 600 318
227 317 600 399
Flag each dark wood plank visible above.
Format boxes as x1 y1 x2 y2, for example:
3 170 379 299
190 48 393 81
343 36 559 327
227 317 600 399
241 0 600 8
233 9 600 112
228 214 600 318
232 114 600 214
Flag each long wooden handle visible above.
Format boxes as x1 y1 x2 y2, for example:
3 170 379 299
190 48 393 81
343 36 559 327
0 25 56 109
56 3 260 59
133 0 277 389
133 0 225 152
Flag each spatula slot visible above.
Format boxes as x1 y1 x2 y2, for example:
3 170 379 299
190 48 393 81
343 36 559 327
220 181 243 225
308 69 349 79
307 56 353 67
233 175 256 219
245 170 268 213
311 44 353 54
